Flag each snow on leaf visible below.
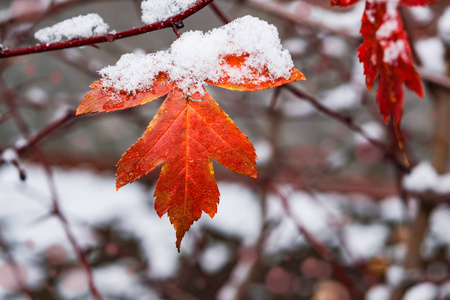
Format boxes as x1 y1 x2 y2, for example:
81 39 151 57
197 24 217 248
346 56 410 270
207 54 306 91
330 0 430 164
357 0 424 163
359 0 424 118
98 16 296 95
76 16 305 250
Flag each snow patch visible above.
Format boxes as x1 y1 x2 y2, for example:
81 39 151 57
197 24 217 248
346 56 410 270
376 19 398 40
34 14 109 44
354 122 385 145
380 196 406 222
403 283 438 300
383 40 406 64
366 285 391 300
386 265 404 286
141 0 198 24
402 161 450 194
415 38 446 74
438 7 450 44
343 223 388 260
199 243 231 274
409 6 433 25
1 148 18 163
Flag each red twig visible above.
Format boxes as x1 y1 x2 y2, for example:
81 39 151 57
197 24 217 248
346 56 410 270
45 164 103 300
0 80 102 299
209 2 230 24
0 109 76 166
0 0 214 58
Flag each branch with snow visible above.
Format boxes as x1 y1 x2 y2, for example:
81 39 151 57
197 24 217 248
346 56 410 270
0 0 213 58
34 14 109 44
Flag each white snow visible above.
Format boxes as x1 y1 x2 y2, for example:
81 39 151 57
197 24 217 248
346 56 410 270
34 14 109 44
409 6 434 25
369 1 409 65
380 196 406 222
403 161 438 192
92 265 158 299
343 223 389 260
282 38 308 56
253 140 273 165
321 84 360 111
100 16 294 95
1 148 18 163
386 265 404 286
403 283 438 300
199 243 231 274
402 161 450 194
321 36 348 58
264 191 343 255
430 206 450 245
415 38 446 74
366 285 391 300
354 122 385 145
383 40 407 64
25 87 47 105
376 19 399 40
198 182 262 246
385 0 400 18
307 1 365 36
141 0 198 24
438 7 450 44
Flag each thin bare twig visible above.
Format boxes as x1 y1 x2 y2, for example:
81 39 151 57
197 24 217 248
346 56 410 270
0 79 102 300
284 84 410 173
269 184 365 300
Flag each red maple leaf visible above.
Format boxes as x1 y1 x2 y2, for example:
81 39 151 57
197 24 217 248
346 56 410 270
76 54 305 250
330 0 436 162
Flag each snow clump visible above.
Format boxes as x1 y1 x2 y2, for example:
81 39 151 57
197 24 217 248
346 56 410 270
34 14 109 44
100 16 294 95
141 0 198 24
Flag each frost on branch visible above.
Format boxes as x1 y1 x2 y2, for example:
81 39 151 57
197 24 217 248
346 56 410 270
99 15 294 95
34 13 109 44
141 0 198 24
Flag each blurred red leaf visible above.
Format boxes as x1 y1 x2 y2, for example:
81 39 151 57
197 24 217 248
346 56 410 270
359 0 423 162
332 0 428 164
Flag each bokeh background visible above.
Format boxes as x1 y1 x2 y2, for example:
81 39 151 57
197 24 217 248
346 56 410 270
1 0 450 299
